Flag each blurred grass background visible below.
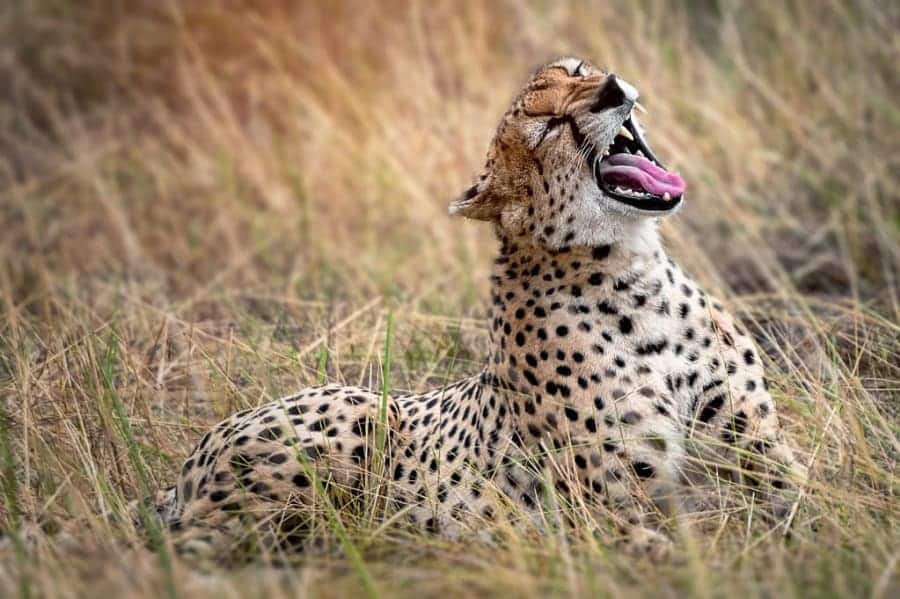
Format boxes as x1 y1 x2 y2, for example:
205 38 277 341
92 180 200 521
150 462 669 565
0 0 898 597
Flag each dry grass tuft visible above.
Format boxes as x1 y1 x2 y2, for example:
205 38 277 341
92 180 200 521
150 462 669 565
0 1 898 597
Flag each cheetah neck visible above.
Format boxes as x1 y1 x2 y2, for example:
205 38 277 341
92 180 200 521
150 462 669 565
484 225 674 396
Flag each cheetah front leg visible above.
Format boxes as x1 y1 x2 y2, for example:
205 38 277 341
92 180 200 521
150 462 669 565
557 391 685 560
718 397 806 526
693 310 807 529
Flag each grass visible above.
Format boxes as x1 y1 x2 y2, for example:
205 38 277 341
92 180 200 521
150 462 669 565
0 0 898 596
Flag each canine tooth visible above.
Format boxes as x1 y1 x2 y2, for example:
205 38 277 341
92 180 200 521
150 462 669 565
618 126 634 141
636 149 645 157
663 192 671 201
634 101 647 115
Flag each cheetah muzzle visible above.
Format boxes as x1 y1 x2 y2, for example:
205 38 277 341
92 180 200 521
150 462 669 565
140 56 806 564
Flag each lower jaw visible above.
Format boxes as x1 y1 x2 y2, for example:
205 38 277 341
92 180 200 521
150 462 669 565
600 185 684 212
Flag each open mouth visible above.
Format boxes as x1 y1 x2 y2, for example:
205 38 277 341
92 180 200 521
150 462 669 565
593 116 686 211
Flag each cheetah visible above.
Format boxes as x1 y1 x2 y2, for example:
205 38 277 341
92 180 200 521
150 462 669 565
145 57 806 560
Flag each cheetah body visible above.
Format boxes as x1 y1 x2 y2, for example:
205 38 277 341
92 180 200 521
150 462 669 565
157 58 804 557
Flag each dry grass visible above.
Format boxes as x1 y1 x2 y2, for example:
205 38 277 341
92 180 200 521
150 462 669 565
1 0 898 597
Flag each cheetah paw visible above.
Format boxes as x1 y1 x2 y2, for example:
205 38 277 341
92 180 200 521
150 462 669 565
624 527 673 562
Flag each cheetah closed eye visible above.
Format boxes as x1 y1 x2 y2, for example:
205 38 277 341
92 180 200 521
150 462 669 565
142 57 806 562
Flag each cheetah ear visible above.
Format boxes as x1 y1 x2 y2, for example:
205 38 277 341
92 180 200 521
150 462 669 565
448 176 501 221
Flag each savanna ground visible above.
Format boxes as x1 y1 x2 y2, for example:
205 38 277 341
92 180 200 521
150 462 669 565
1 1 898 597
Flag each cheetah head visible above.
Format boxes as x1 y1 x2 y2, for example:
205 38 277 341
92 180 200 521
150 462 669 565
450 57 686 249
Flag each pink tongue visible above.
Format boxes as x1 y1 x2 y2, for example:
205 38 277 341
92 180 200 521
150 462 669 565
597 154 686 198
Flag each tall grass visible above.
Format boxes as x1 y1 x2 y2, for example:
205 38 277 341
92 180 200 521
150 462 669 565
0 0 897 597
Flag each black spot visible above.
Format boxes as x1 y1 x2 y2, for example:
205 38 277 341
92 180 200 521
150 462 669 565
309 418 330 432
597 301 617 315
249 481 270 495
618 317 633 335
592 245 611 260
632 462 655 479
743 350 755 365
229 453 254 477
305 445 324 460
635 339 668 355
350 445 366 463
588 272 604 285
181 480 193 501
425 517 439 533
620 411 641 425
352 416 374 437
258 427 282 441
292 473 310 488
698 394 726 423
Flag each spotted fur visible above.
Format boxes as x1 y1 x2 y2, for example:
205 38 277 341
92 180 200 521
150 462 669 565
149 58 805 561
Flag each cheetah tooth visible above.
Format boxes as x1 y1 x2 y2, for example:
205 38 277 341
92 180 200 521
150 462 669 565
663 192 671 201
618 126 634 141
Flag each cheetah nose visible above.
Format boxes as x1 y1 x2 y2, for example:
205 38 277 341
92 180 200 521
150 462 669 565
591 74 638 113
